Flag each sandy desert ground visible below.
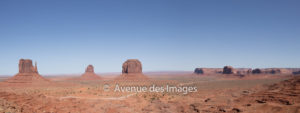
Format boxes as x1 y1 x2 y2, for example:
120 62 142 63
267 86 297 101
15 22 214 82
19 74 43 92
1 0 300 112
0 72 299 113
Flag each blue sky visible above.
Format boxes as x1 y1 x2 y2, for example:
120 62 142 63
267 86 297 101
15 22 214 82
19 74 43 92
0 0 299 75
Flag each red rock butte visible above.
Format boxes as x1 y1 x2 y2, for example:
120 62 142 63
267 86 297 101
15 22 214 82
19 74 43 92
116 59 148 80
5 59 49 83
80 65 101 80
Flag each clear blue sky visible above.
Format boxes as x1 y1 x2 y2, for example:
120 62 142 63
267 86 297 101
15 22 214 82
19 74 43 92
0 0 299 75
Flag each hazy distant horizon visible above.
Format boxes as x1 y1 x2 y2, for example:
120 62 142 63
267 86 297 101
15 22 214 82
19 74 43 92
0 0 299 75
1 67 300 76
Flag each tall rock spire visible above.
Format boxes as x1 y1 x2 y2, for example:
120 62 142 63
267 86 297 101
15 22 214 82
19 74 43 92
34 61 38 73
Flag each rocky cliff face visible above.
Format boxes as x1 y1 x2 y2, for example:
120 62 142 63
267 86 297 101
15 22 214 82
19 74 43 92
122 59 142 74
19 59 38 73
252 68 294 74
5 59 48 83
116 59 148 80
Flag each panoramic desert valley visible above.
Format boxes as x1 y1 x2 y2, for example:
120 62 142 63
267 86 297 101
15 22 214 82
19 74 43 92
1 0 300 113
0 59 299 113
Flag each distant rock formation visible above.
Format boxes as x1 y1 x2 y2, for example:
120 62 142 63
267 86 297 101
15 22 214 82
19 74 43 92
252 68 284 74
116 59 148 80
223 66 234 74
194 68 254 75
5 59 49 83
194 68 223 75
122 59 142 74
194 68 204 74
293 71 300 75
81 65 101 80
265 68 281 74
85 65 94 73
252 68 262 74
18 59 38 73
194 67 299 76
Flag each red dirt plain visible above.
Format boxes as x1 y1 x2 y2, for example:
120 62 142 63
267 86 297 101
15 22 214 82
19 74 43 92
0 72 299 113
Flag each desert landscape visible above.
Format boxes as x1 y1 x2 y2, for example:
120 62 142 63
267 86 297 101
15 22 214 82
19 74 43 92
0 59 299 113
1 0 299 113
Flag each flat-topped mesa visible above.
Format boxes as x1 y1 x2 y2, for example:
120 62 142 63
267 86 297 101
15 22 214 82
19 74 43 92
81 65 101 80
19 59 38 73
116 59 148 80
194 68 223 75
194 67 298 76
194 67 253 75
5 59 49 83
223 66 235 74
194 68 204 74
253 68 290 75
265 68 281 74
122 59 142 74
